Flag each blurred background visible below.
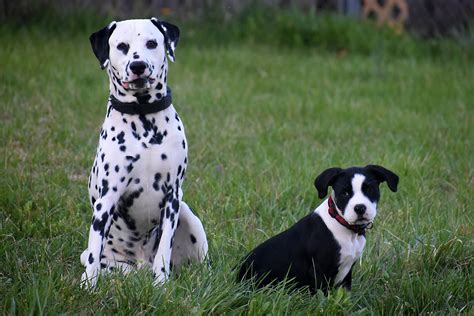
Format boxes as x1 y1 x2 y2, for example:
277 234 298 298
0 0 474 38
2 0 473 65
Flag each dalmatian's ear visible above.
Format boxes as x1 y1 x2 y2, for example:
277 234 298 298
89 21 117 70
150 17 180 62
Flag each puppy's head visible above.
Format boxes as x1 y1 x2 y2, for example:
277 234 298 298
90 18 179 96
314 165 399 225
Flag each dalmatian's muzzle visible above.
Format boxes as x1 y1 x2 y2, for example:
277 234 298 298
123 61 155 90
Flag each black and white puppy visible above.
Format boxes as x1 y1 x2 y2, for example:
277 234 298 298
238 165 399 293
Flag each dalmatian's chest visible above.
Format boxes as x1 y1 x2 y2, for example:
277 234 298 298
89 105 188 240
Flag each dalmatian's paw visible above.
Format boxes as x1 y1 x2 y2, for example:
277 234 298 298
81 268 99 289
152 270 169 287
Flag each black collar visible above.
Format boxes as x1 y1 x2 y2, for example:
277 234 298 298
109 87 172 115
327 196 372 235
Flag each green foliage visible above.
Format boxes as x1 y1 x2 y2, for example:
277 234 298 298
182 7 474 61
4 5 473 61
1 12 473 314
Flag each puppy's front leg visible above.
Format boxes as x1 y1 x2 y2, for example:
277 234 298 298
339 266 353 291
81 196 117 289
152 192 180 286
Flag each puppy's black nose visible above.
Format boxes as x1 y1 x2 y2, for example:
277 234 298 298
130 61 147 75
354 204 366 215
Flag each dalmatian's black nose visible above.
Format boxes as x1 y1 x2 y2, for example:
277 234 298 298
354 204 366 215
130 61 147 75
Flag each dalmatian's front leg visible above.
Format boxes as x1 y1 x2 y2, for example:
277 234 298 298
81 195 117 289
152 192 180 286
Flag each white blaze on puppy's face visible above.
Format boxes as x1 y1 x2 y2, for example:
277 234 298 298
342 174 378 224
108 20 167 89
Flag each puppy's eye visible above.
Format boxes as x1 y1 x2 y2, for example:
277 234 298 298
146 40 157 49
341 191 350 198
117 42 129 54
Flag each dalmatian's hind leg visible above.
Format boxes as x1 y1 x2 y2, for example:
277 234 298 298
80 249 89 267
171 201 208 271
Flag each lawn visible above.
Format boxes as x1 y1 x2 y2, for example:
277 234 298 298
1 17 473 314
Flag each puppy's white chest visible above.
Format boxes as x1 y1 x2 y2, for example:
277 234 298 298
334 234 366 285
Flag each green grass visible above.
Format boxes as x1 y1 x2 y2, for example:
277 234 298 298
1 16 473 314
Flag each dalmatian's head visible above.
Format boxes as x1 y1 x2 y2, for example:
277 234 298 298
90 18 179 102
314 165 399 225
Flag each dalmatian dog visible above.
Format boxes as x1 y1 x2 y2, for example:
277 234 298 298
80 18 208 288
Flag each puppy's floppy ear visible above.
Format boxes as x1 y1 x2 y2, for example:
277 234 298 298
151 17 180 62
314 168 343 199
365 165 399 192
90 21 117 70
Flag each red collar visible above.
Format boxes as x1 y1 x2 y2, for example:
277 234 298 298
327 196 371 235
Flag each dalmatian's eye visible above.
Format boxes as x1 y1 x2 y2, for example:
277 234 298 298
146 40 158 49
117 42 129 54
341 191 350 198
